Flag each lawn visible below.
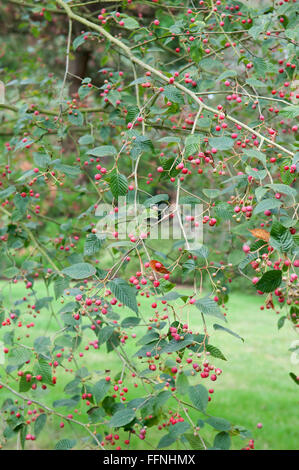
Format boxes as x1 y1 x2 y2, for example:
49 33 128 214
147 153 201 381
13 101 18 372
0 282 298 450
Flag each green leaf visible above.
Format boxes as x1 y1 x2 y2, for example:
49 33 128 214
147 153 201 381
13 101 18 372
15 138 34 151
129 77 149 87
185 134 201 155
196 118 211 130
14 193 28 216
188 384 209 413
126 105 139 123
195 296 226 322
78 134 94 146
78 84 91 100
62 262 96 279
217 70 237 81
67 110 83 127
163 85 184 104
244 149 266 165
184 433 206 450
247 16 270 38
54 439 76 450
109 408 135 427
59 302 77 314
157 433 176 449
157 291 180 301
0 185 16 200
19 425 27 450
144 194 169 207
54 277 69 299
170 421 190 438
189 245 209 260
285 28 299 42
154 390 171 410
161 334 195 353
107 90 121 107
87 145 117 157
253 198 282 215
73 34 87 50
93 379 110 403
289 372 299 386
255 270 282 293
122 17 139 30
189 40 204 64
246 166 267 181
246 78 265 88
8 346 32 366
64 378 81 394
53 397 80 408
34 297 53 312
98 326 114 345
108 278 138 314
34 336 51 355
278 316 287 330
130 135 154 157
255 186 268 201
270 221 294 252
137 331 159 346
87 406 105 424
206 344 227 361
253 57 268 77
33 153 51 168
176 372 189 396
159 157 180 179
209 136 234 150
108 171 128 198
267 184 297 199
3 266 19 278
238 240 266 271
158 136 181 144
280 160 295 185
84 233 104 256
19 372 33 392
34 413 47 437
158 421 190 448
213 431 231 450
202 189 221 199
134 340 166 358
213 324 244 342
53 162 81 177
205 417 231 431
169 19 185 34
121 317 141 328
214 202 234 220
279 105 299 118
34 359 52 384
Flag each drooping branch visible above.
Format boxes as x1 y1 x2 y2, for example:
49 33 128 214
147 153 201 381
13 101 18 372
54 0 294 158
0 381 104 449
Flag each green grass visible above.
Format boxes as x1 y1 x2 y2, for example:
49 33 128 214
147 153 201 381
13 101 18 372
0 281 298 450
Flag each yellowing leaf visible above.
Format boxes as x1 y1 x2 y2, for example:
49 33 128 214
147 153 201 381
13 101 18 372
149 260 170 274
249 228 270 242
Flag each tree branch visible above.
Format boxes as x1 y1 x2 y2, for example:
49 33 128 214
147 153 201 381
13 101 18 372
55 0 294 157
0 381 104 449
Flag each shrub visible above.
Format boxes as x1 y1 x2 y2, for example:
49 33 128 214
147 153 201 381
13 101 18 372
0 0 298 451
